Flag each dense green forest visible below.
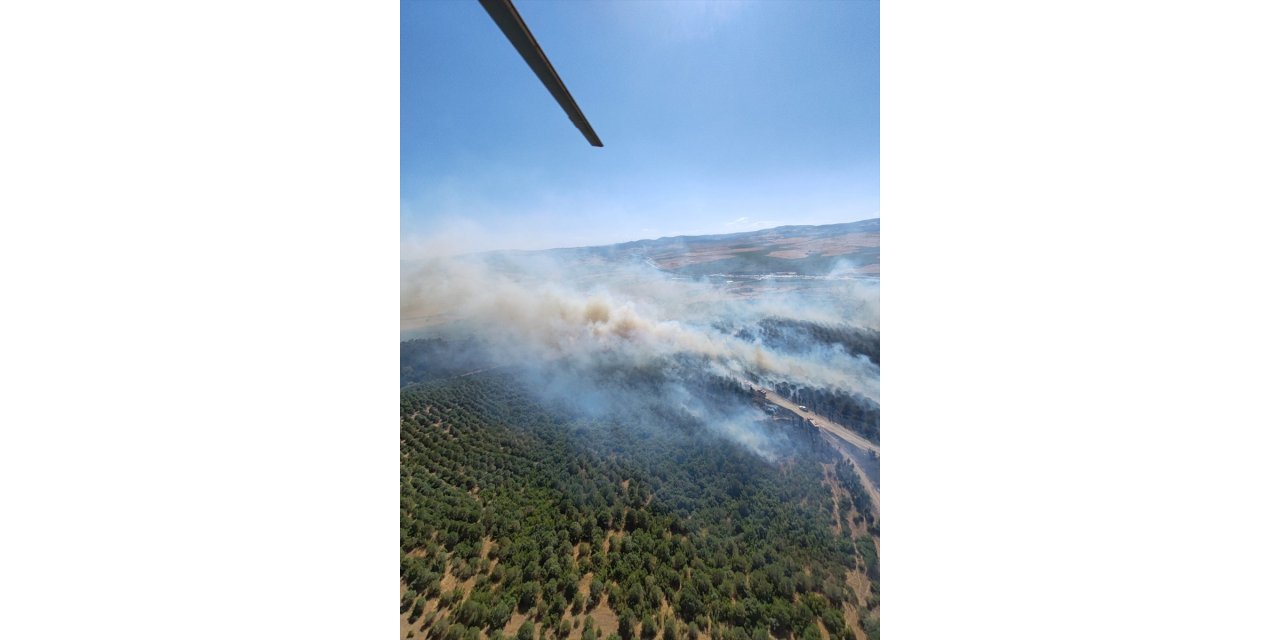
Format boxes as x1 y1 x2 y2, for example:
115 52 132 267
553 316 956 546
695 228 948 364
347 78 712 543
401 371 879 640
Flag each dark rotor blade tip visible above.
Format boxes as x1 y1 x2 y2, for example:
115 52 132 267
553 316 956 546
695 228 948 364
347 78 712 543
478 0 604 148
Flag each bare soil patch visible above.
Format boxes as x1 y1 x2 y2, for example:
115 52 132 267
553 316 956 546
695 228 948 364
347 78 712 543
586 598 620 638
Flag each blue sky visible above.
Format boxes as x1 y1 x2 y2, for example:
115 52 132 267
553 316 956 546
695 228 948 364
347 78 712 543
402 0 878 256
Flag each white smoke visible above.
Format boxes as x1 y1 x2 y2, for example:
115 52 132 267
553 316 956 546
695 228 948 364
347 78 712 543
401 253 879 403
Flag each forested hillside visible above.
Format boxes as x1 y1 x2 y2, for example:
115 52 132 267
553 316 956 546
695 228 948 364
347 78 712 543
401 373 879 640
747 319 879 366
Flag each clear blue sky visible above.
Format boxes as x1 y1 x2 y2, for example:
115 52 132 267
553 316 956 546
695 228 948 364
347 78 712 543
402 0 878 256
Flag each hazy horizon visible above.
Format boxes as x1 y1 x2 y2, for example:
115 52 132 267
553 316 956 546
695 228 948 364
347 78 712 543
401 0 879 259
402 215 880 260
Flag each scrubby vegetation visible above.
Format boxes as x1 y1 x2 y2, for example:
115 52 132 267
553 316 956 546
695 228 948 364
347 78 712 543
401 370 879 640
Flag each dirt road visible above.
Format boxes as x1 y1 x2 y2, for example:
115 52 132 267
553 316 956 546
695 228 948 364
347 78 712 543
821 433 880 512
758 388 880 455
749 384 881 513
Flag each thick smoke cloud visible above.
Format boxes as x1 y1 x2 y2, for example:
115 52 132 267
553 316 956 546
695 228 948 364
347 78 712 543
401 249 879 457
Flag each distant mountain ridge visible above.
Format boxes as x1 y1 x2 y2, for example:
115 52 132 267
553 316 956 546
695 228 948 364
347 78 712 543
488 218 879 277
611 218 879 251
621 219 879 277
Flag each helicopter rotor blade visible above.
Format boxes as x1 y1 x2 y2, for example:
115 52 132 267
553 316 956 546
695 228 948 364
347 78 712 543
477 0 603 147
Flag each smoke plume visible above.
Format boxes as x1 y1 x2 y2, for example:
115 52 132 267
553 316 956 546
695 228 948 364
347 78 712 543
401 247 879 457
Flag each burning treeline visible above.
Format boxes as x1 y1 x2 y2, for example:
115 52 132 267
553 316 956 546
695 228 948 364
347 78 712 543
401 251 879 456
